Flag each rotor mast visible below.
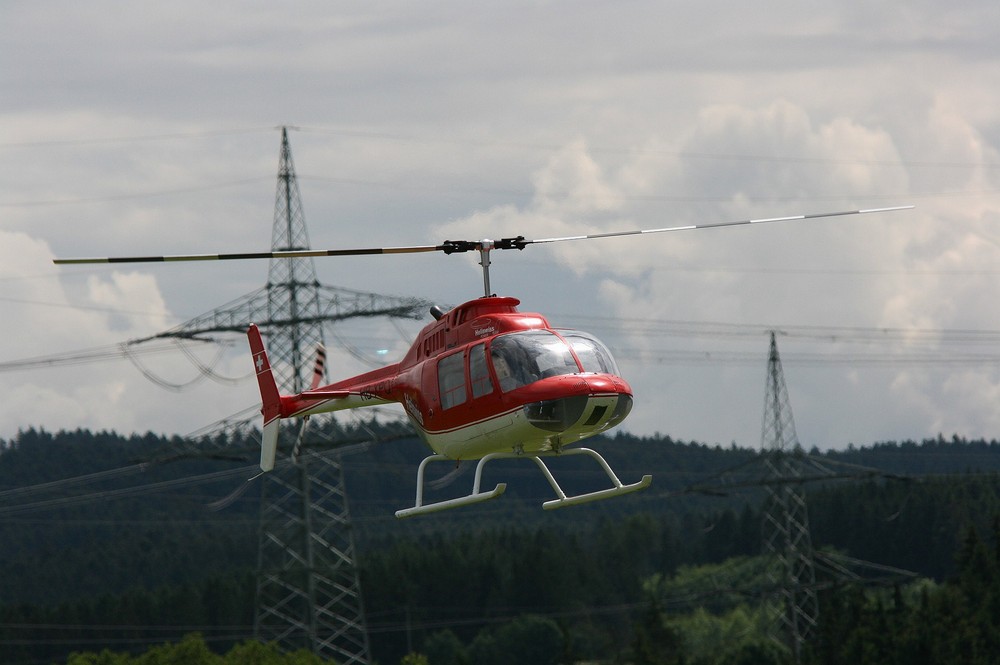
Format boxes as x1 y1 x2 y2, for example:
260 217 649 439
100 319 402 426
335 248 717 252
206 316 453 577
478 241 494 297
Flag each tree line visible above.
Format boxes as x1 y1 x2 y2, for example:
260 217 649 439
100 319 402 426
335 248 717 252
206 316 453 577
6 428 1000 663
37 516 1000 665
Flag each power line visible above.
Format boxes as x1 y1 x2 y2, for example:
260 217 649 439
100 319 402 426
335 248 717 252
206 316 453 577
0 176 272 208
0 338 227 373
0 294 176 316
3 124 995 218
0 126 275 149
613 349 1000 368
6 312 1000 377
0 464 256 518
561 314 1000 343
8 123 985 173
295 125 1000 171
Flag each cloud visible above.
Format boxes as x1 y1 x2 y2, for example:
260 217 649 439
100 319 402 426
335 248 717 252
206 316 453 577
0 232 261 436
432 94 1000 447
4 1 1000 448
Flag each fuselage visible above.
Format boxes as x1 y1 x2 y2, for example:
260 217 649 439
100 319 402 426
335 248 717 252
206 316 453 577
277 296 633 460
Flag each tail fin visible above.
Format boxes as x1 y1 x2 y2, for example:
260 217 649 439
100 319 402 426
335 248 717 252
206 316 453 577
248 324 282 472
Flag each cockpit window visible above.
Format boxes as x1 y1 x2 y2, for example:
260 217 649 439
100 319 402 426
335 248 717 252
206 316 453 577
489 331 580 392
560 331 620 375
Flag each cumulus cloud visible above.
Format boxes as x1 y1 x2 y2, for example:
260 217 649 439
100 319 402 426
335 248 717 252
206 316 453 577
0 233 258 436
434 94 1000 446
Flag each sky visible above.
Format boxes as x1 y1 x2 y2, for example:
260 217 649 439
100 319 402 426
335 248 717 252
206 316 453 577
2 1 1000 450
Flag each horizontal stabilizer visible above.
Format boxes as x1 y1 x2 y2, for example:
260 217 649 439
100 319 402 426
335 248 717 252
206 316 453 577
298 388 352 401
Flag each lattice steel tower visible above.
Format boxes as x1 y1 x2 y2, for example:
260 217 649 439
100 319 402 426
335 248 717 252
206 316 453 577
760 331 819 663
251 127 368 664
142 128 430 663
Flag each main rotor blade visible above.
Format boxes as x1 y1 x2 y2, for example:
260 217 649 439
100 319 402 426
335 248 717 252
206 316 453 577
522 206 914 246
53 244 445 265
53 206 912 265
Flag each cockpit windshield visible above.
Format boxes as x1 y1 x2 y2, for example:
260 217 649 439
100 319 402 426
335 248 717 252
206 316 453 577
560 330 621 375
489 329 620 392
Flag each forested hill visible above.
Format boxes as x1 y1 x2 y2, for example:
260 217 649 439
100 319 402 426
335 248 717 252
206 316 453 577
5 427 1000 664
3 425 1000 604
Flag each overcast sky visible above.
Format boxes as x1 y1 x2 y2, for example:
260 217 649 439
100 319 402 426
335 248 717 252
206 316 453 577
2 1 1000 450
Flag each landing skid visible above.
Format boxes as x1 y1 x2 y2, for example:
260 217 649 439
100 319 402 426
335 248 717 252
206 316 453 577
394 447 652 519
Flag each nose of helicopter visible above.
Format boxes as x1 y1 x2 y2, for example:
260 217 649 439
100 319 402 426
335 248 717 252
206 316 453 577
522 374 633 434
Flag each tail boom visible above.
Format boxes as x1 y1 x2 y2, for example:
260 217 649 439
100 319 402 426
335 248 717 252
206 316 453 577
246 324 399 470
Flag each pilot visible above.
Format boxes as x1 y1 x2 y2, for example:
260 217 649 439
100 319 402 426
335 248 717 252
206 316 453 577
492 352 518 392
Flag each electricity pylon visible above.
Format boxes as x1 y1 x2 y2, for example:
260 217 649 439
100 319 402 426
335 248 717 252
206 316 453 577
140 127 430 663
646 332 917 660
760 331 819 663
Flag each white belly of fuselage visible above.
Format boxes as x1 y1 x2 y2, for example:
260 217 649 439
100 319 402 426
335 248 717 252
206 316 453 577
416 393 627 460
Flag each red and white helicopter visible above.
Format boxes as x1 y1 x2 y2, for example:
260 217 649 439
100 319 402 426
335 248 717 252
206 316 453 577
55 206 910 517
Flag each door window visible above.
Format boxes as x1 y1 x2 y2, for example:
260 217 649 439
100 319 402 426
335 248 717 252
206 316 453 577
438 351 467 409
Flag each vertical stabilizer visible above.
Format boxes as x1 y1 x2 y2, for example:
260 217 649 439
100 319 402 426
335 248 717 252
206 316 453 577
248 324 283 471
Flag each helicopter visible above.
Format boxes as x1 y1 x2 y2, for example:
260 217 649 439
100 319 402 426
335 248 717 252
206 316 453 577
55 205 911 518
